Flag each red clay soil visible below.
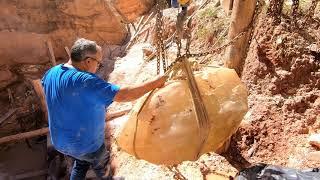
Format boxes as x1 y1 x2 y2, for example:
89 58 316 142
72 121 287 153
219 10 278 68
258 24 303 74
228 15 320 169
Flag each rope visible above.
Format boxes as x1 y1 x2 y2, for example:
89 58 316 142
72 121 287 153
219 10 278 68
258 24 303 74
181 57 210 158
132 90 156 159
131 57 210 160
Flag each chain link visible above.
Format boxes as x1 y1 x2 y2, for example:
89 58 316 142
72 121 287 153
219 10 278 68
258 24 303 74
306 0 319 21
155 0 168 74
291 0 299 17
185 18 192 56
154 0 318 74
243 0 263 62
268 0 284 24
191 0 262 64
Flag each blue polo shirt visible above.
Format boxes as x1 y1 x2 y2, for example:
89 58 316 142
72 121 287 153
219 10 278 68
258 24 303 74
42 64 120 158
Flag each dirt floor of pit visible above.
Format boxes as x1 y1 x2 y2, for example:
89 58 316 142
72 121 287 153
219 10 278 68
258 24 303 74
0 139 47 180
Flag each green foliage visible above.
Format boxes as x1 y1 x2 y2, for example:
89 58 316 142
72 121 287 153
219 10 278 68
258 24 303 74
195 6 229 46
282 0 314 14
199 7 219 19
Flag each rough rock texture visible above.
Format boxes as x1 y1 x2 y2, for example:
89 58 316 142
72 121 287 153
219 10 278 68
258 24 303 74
230 14 320 168
1 0 125 66
113 0 155 22
0 0 156 85
118 67 248 165
0 0 155 138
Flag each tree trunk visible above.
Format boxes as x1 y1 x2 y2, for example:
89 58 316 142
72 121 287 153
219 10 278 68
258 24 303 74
223 0 257 73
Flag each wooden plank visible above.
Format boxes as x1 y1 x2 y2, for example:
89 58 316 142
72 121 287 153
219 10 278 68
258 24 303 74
0 109 17 125
30 79 48 122
125 12 156 51
134 15 146 36
0 108 131 144
46 40 57 66
131 22 137 32
0 127 49 144
64 46 71 58
223 0 257 72
14 169 48 180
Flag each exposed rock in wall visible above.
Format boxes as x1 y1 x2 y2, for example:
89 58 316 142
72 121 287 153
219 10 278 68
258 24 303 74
0 0 127 68
0 0 155 135
113 0 155 22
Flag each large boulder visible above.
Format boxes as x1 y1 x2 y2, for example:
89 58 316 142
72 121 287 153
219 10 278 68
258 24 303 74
117 67 248 165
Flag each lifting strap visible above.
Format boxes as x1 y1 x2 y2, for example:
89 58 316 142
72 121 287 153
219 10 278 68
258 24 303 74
132 57 210 160
181 57 210 158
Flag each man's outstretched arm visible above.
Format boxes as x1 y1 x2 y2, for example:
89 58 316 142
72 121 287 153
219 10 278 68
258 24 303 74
114 75 167 102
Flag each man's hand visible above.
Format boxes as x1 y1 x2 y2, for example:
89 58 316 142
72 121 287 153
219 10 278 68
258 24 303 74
114 75 168 102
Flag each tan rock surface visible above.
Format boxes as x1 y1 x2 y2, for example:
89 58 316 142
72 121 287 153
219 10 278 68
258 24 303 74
118 67 248 165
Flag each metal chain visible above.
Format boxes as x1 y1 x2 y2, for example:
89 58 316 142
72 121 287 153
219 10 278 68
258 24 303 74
187 31 247 61
306 0 319 21
188 0 262 65
268 0 284 24
155 0 168 74
155 3 161 75
243 0 263 62
163 30 248 71
291 0 299 17
267 0 276 15
185 18 192 56
176 6 188 58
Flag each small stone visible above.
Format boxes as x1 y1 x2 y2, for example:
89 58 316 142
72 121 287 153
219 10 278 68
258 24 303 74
142 47 154 56
309 134 320 148
298 127 309 134
306 151 320 162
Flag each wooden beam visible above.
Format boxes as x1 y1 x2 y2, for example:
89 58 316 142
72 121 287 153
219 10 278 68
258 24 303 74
0 127 49 144
0 108 131 144
125 12 156 51
14 169 48 180
30 79 48 122
46 40 57 66
223 0 257 73
131 22 137 32
0 109 17 126
135 15 146 36
64 46 71 58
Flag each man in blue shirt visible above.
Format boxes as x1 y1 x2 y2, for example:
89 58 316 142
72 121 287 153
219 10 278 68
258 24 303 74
42 38 167 180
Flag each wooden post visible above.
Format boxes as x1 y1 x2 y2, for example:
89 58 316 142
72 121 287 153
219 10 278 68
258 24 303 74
220 0 234 14
64 46 71 58
14 169 48 179
46 40 57 66
223 0 257 73
0 109 131 144
30 79 48 122
0 109 17 125
0 127 49 144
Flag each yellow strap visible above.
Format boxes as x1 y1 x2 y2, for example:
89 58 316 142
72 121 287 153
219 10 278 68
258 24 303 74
181 57 210 158
132 90 156 159
133 57 210 160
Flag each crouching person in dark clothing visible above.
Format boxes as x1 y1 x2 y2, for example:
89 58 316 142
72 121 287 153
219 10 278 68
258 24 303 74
42 38 167 180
